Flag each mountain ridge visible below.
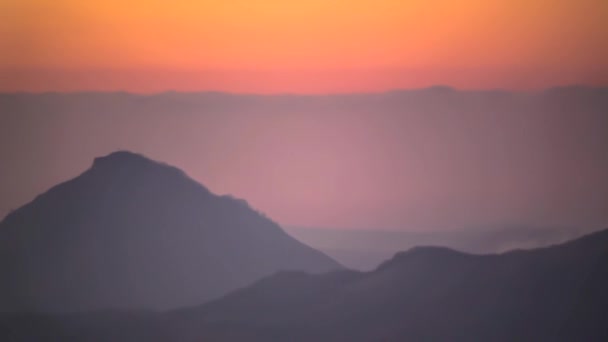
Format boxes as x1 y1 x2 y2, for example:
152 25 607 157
1 227 606 341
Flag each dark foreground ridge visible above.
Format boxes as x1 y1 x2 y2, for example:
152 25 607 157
1 227 607 341
0 151 341 312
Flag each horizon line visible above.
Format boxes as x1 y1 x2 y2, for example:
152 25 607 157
2 84 606 97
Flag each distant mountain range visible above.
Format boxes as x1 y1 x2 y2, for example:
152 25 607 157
284 225 589 270
2 227 607 341
0 151 340 312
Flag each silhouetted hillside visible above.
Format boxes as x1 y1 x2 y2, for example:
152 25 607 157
0 151 340 312
2 228 607 341
173 228 608 341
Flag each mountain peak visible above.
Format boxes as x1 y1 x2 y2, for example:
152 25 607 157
92 150 156 168
0 151 341 311
90 150 189 179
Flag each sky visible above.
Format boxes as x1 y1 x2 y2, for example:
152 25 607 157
1 0 607 93
0 1 607 233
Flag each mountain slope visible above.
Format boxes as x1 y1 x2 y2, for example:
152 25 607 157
0 151 340 312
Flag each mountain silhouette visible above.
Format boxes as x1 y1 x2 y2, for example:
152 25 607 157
0 151 340 312
2 228 606 341
174 228 607 341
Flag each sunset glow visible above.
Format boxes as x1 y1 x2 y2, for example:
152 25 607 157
1 0 607 92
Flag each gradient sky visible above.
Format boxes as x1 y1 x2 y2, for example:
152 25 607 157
1 0 607 92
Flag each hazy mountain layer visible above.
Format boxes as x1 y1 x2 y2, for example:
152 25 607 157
285 225 588 270
2 87 608 231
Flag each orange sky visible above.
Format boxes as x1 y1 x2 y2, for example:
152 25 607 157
1 0 607 93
